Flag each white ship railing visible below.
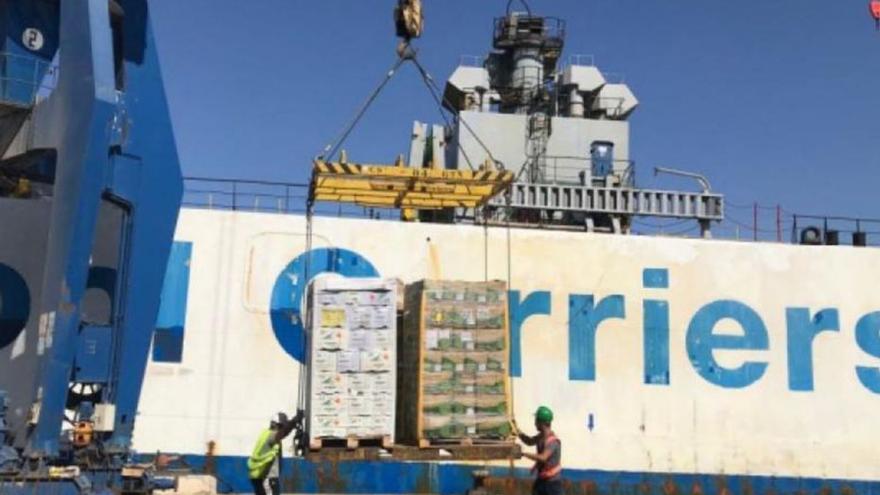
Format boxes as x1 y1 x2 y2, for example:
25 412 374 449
182 177 879 247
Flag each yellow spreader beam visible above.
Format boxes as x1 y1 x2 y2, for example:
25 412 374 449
309 158 514 210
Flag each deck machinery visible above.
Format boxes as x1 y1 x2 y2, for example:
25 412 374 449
410 10 726 235
0 1 182 494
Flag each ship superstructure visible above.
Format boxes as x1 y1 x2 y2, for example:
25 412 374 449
406 10 725 235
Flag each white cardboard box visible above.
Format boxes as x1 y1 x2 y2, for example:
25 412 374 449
336 351 361 373
313 371 348 395
348 374 373 394
348 329 375 350
315 327 348 350
361 349 393 372
312 395 346 416
308 277 398 442
311 351 336 373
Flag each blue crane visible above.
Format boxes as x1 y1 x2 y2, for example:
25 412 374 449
0 1 182 493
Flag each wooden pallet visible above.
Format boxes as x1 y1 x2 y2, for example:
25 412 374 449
418 437 513 449
309 435 393 451
395 442 521 461
304 442 521 462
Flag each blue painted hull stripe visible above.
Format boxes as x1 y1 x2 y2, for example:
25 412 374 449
150 455 880 495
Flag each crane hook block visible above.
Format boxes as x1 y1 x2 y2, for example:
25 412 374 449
872 0 880 28
395 0 424 40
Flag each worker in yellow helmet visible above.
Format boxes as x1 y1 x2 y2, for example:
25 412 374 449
514 406 563 495
247 411 301 495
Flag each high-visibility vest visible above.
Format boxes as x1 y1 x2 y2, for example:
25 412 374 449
535 433 562 480
247 429 280 480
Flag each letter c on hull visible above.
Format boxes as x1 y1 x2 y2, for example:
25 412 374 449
270 248 378 362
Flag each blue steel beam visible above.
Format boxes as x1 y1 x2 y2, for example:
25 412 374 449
25 0 118 458
103 0 183 450
18 0 182 461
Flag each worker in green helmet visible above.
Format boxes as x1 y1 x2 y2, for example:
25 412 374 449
514 406 563 495
247 411 302 495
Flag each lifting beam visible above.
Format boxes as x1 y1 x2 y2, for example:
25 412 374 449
309 156 514 210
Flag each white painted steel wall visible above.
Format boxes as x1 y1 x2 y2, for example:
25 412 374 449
2 204 877 480
131 209 880 481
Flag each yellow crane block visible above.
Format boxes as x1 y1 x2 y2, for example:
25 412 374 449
309 158 513 212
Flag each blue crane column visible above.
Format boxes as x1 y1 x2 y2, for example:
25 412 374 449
0 0 182 489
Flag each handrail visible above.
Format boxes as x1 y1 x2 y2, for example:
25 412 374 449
0 51 58 107
181 177 876 247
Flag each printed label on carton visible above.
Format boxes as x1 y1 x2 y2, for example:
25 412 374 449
345 415 369 428
349 329 375 350
359 291 392 306
464 309 476 328
426 330 439 350
370 373 394 392
320 308 347 327
368 414 394 433
373 329 394 348
314 371 348 395
347 396 370 415
371 309 392 329
313 414 347 438
336 351 361 373
348 307 373 328
312 351 337 372
316 327 347 350
348 374 372 393
361 349 393 372
316 292 341 306
312 395 346 415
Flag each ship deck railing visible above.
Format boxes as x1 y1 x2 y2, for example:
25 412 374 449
0 51 58 109
182 177 880 248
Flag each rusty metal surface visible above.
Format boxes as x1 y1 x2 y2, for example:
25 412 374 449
165 452 880 495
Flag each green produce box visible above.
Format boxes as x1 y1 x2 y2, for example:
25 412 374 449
397 280 513 446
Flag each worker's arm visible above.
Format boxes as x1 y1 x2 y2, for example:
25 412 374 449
521 438 558 463
522 449 552 463
511 419 538 446
272 410 304 444
517 432 538 446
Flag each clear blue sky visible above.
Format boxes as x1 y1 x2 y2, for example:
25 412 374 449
150 0 880 236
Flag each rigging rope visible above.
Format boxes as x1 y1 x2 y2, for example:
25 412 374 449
316 48 503 173
410 55 505 171
296 202 315 418
318 57 408 161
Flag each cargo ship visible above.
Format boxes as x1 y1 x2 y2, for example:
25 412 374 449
1 4 879 495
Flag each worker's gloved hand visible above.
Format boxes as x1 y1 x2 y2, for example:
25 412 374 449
292 409 305 426
514 444 524 460
273 412 296 440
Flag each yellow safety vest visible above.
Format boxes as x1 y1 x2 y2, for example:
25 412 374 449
247 429 280 480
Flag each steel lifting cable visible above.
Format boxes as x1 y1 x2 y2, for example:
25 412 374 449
409 55 506 172
296 201 315 417
317 48 503 174
318 56 408 161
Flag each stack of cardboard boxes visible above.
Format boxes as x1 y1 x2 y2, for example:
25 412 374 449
307 278 397 444
398 280 513 445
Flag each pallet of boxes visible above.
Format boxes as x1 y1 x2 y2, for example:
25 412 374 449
306 277 397 451
398 280 517 455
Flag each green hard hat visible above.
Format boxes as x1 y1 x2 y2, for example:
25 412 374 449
534 406 554 423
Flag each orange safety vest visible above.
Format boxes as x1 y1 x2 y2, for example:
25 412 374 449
533 432 562 480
